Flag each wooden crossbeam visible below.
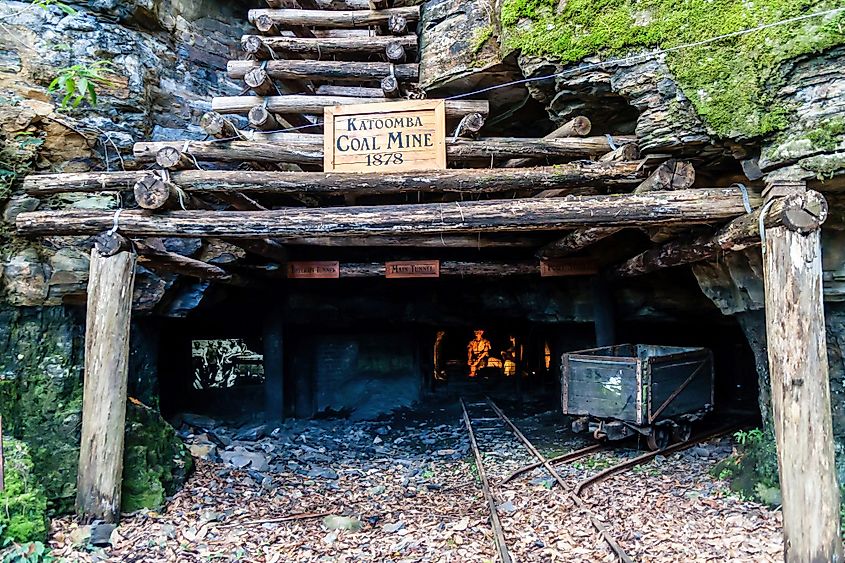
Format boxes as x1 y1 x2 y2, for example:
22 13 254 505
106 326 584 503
24 164 645 198
229 60 418 83
242 34 417 56
132 135 634 166
17 188 754 239
611 189 826 277
211 95 488 120
279 234 541 247
247 7 419 28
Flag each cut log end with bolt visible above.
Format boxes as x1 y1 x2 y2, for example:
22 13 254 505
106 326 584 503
242 35 270 58
384 41 406 63
200 112 241 140
387 14 407 35
381 75 400 98
245 68 277 97
248 106 282 131
634 159 696 194
94 231 130 258
156 146 193 170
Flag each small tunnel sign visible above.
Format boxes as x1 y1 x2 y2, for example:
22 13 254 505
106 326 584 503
324 100 446 173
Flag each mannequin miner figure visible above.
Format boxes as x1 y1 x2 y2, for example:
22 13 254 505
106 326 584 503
467 329 492 377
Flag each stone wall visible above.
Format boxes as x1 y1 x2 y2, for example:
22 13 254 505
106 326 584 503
0 0 241 534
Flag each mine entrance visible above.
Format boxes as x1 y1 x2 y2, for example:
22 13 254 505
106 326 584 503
154 269 760 427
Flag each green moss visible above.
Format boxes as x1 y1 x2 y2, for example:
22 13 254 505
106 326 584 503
0 438 48 543
470 25 495 55
121 399 192 513
711 428 781 504
805 117 845 151
499 0 845 138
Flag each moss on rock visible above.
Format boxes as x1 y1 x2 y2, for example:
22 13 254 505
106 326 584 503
0 306 191 517
0 438 48 543
499 0 845 139
121 399 192 513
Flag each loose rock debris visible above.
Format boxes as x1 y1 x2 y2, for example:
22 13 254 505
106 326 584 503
49 407 783 562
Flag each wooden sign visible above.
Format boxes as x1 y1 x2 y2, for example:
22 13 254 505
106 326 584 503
287 261 340 279
540 258 599 277
324 100 446 173
385 260 440 279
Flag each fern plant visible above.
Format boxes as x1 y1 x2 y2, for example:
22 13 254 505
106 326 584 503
48 60 116 109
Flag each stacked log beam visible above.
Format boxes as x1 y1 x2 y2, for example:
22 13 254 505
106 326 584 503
241 34 417 56
611 189 826 278
132 135 635 166
246 7 419 28
16 188 757 239
24 164 647 198
211 95 488 120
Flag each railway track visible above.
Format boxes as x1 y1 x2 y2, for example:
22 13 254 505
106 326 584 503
461 397 746 562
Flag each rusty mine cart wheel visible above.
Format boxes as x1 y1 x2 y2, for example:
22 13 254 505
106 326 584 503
672 423 692 443
646 427 670 451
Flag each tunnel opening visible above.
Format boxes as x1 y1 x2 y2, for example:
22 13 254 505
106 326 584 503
154 269 761 433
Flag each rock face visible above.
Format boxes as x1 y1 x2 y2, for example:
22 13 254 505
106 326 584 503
0 305 190 527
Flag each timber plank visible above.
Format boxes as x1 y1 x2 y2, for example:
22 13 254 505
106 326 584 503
17 188 753 238
248 7 419 28
210 95 488 119
228 60 419 83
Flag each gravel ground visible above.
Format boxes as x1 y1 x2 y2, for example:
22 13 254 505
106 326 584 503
48 404 782 562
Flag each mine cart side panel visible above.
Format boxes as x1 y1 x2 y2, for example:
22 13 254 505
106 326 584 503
646 350 714 423
562 355 640 422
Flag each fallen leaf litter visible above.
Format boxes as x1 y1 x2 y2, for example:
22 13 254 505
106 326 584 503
49 406 783 562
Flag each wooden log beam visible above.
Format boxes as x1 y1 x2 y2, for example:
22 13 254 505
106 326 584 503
76 248 136 523
229 59 418 83
200 112 242 140
134 139 323 165
211 95 488 120
155 146 194 170
248 7 419 28
538 227 623 258
761 181 843 562
386 13 407 34
26 163 646 199
315 85 383 97
634 159 696 193
385 40 406 63
612 189 827 277
380 75 400 97
278 233 540 247
132 239 232 281
504 116 591 168
241 34 416 56
132 135 633 167
133 175 211 211
17 188 755 239
248 106 284 131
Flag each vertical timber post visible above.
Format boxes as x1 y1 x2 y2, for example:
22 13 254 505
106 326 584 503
264 300 285 422
592 275 616 347
762 180 844 562
76 247 136 523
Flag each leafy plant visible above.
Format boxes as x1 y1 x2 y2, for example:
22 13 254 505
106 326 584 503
31 0 76 15
0 540 54 563
48 61 116 109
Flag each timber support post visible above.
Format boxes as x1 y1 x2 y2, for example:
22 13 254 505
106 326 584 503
76 246 136 523
263 300 285 422
761 179 844 562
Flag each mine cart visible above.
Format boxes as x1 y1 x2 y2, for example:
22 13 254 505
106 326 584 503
561 344 714 450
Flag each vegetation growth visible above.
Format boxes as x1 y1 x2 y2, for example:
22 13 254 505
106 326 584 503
499 0 845 138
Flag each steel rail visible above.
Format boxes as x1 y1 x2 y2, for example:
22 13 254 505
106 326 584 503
502 443 609 484
486 398 634 563
460 399 513 563
574 421 748 496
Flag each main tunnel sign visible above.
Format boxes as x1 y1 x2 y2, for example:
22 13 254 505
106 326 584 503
324 100 446 173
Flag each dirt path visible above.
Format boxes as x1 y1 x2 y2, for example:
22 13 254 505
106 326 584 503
49 408 782 562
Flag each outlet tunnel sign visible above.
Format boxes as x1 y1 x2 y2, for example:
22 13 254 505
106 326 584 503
324 100 446 173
